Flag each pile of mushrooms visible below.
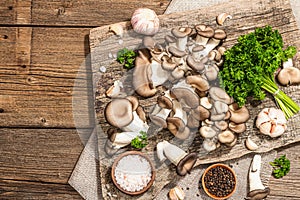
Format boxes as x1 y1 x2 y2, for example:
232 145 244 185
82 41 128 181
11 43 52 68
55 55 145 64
103 15 251 175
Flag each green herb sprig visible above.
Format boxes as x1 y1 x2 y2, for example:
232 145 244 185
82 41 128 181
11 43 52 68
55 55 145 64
116 48 137 69
219 26 299 119
131 131 148 149
270 155 290 179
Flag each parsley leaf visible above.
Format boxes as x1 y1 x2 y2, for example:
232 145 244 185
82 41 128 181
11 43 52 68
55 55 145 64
131 131 148 149
219 26 299 118
270 155 290 179
116 48 137 69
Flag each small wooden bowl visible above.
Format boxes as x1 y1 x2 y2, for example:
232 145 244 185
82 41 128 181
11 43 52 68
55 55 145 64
201 163 237 200
111 151 156 195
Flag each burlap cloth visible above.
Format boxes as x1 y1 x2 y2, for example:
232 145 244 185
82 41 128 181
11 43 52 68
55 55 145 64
68 0 300 199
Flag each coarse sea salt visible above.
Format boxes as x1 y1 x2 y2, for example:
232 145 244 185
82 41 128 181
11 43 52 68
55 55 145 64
114 154 152 192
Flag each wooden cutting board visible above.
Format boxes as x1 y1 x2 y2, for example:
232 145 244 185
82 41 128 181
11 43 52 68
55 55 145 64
90 0 300 199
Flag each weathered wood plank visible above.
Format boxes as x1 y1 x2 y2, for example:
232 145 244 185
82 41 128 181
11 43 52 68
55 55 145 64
0 179 83 200
0 27 95 128
267 145 300 199
90 0 300 198
0 128 91 184
0 0 169 26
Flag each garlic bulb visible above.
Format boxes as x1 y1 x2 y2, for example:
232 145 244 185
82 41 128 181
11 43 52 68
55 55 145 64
131 8 160 35
256 107 287 137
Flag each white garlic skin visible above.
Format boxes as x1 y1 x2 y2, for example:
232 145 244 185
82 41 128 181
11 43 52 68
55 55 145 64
131 8 160 35
256 107 287 137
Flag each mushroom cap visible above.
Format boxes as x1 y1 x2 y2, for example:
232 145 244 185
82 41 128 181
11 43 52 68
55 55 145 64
105 98 133 128
195 24 214 38
200 97 213 110
209 87 233 104
229 103 250 124
204 64 219 81
167 117 190 140
200 126 217 138
165 35 177 43
171 87 200 109
191 105 210 121
203 139 219 152
133 50 157 97
176 152 197 176
171 27 192 38
150 114 167 128
218 130 235 144
186 75 210 92
192 45 205 52
157 95 173 109
187 114 200 128
214 101 229 114
229 122 246 133
247 188 270 200
143 36 156 49
168 46 187 57
125 96 139 111
186 55 205 72
136 106 147 122
215 120 228 131
213 29 227 40
161 55 177 71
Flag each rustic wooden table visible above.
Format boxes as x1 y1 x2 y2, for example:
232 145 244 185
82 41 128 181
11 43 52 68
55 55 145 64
0 0 299 199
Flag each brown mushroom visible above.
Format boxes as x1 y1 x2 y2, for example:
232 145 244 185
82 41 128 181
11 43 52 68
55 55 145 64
186 75 210 92
229 103 250 124
209 87 233 104
229 122 246 133
167 117 191 140
105 98 133 128
195 24 214 46
133 50 157 97
218 130 235 144
186 55 205 72
171 27 192 51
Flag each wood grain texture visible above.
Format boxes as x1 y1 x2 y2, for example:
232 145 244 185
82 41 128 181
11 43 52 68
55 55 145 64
90 0 300 199
0 0 169 26
0 128 87 184
0 179 83 200
0 27 94 128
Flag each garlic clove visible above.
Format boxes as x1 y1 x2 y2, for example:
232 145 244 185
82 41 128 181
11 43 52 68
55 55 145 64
109 23 124 37
245 136 259 151
131 8 160 35
270 124 286 137
259 122 272 135
169 186 185 200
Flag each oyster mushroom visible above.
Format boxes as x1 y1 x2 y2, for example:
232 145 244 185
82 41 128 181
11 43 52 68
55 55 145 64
105 97 149 132
203 138 219 152
156 140 197 176
215 120 228 131
191 105 210 121
246 155 270 200
203 63 219 81
216 13 232 25
167 100 190 139
169 186 185 200
165 35 177 48
200 97 213 109
200 126 217 138
171 79 201 109
277 58 300 85
133 50 157 97
186 55 205 72
186 75 210 92
209 87 233 104
229 122 246 134
161 55 177 71
171 27 192 51
256 107 287 137
229 103 250 124
218 130 235 144
194 24 214 46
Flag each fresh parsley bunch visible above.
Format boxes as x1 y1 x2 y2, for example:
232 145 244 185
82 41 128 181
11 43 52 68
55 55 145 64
270 155 290 179
116 48 137 69
131 131 148 149
220 26 299 118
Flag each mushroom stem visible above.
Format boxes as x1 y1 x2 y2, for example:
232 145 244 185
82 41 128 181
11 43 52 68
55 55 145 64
149 59 169 87
122 111 149 132
161 140 187 165
247 155 270 200
112 131 142 148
